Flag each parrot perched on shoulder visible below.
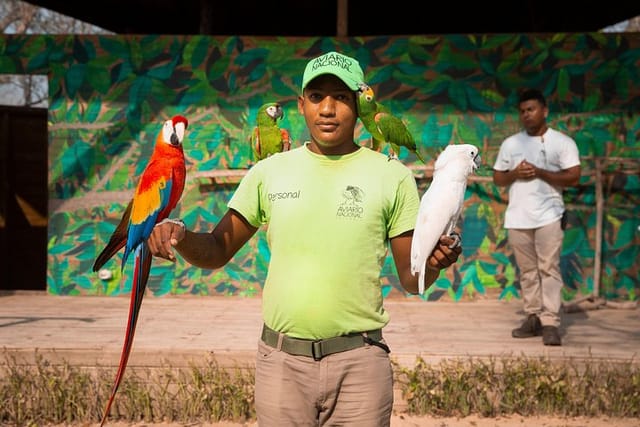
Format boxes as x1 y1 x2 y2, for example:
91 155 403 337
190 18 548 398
92 114 188 426
410 144 481 294
250 102 291 162
356 82 425 163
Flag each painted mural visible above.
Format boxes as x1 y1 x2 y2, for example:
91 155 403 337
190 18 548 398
1 33 638 301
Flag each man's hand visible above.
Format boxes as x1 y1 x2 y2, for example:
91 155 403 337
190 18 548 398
147 218 186 262
426 234 462 270
515 159 537 180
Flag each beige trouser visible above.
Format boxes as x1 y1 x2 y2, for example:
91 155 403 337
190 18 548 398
254 338 394 426
508 219 564 328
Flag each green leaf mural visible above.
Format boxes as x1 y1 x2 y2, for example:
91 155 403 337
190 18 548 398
1 33 638 302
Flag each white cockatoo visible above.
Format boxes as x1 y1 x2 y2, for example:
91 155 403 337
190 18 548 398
411 144 481 294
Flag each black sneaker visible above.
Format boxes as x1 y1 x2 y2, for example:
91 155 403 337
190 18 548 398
511 314 542 338
542 326 562 346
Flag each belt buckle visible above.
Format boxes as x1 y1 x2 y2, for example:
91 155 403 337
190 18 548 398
311 340 323 361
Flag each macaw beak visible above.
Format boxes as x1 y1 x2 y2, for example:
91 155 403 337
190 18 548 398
170 132 180 146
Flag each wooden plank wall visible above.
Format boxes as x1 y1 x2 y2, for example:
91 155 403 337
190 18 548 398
0 106 47 291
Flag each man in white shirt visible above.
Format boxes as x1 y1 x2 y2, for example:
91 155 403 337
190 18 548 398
493 89 581 346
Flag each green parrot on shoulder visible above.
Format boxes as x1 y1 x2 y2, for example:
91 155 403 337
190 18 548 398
250 102 292 163
356 82 425 163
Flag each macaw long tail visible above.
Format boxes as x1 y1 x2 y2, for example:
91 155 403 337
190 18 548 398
100 243 152 426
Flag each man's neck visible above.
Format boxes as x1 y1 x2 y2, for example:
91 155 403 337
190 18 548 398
306 141 359 156
527 124 548 138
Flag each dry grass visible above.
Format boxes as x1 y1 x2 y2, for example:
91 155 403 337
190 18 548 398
1 352 639 425
395 356 640 418
0 352 255 425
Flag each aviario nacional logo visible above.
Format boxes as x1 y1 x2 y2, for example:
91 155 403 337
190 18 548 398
337 185 364 219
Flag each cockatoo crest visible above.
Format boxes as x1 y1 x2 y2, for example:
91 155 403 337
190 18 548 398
410 144 481 294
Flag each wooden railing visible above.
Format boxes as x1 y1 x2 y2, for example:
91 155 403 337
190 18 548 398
190 157 640 299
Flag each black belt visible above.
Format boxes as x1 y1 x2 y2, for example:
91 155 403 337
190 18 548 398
261 324 389 360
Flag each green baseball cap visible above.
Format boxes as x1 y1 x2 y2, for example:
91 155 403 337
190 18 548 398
301 51 364 92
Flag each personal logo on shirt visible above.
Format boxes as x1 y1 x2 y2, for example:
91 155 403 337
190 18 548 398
267 190 301 202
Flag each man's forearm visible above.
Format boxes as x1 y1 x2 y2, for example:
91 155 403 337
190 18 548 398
493 169 515 187
174 230 225 269
423 267 440 289
536 166 581 187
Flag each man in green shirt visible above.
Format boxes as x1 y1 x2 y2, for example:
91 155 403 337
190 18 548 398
149 51 461 426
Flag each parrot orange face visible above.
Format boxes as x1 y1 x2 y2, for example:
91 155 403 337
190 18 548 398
94 114 188 426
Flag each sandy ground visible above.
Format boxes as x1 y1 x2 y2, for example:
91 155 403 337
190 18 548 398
58 415 640 427
389 415 640 426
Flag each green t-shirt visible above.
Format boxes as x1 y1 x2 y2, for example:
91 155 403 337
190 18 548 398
228 143 419 339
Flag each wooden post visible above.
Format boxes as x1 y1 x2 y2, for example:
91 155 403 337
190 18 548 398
198 0 213 34
337 0 348 37
593 157 603 298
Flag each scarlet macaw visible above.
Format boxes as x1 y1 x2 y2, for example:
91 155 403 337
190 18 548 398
356 82 425 163
93 114 188 426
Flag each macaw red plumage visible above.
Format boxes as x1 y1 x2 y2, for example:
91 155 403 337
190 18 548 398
93 115 188 426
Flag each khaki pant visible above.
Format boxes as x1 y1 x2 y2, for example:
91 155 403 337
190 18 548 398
508 219 564 328
254 338 393 426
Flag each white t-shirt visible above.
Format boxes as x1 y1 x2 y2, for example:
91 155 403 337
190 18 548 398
493 127 580 229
